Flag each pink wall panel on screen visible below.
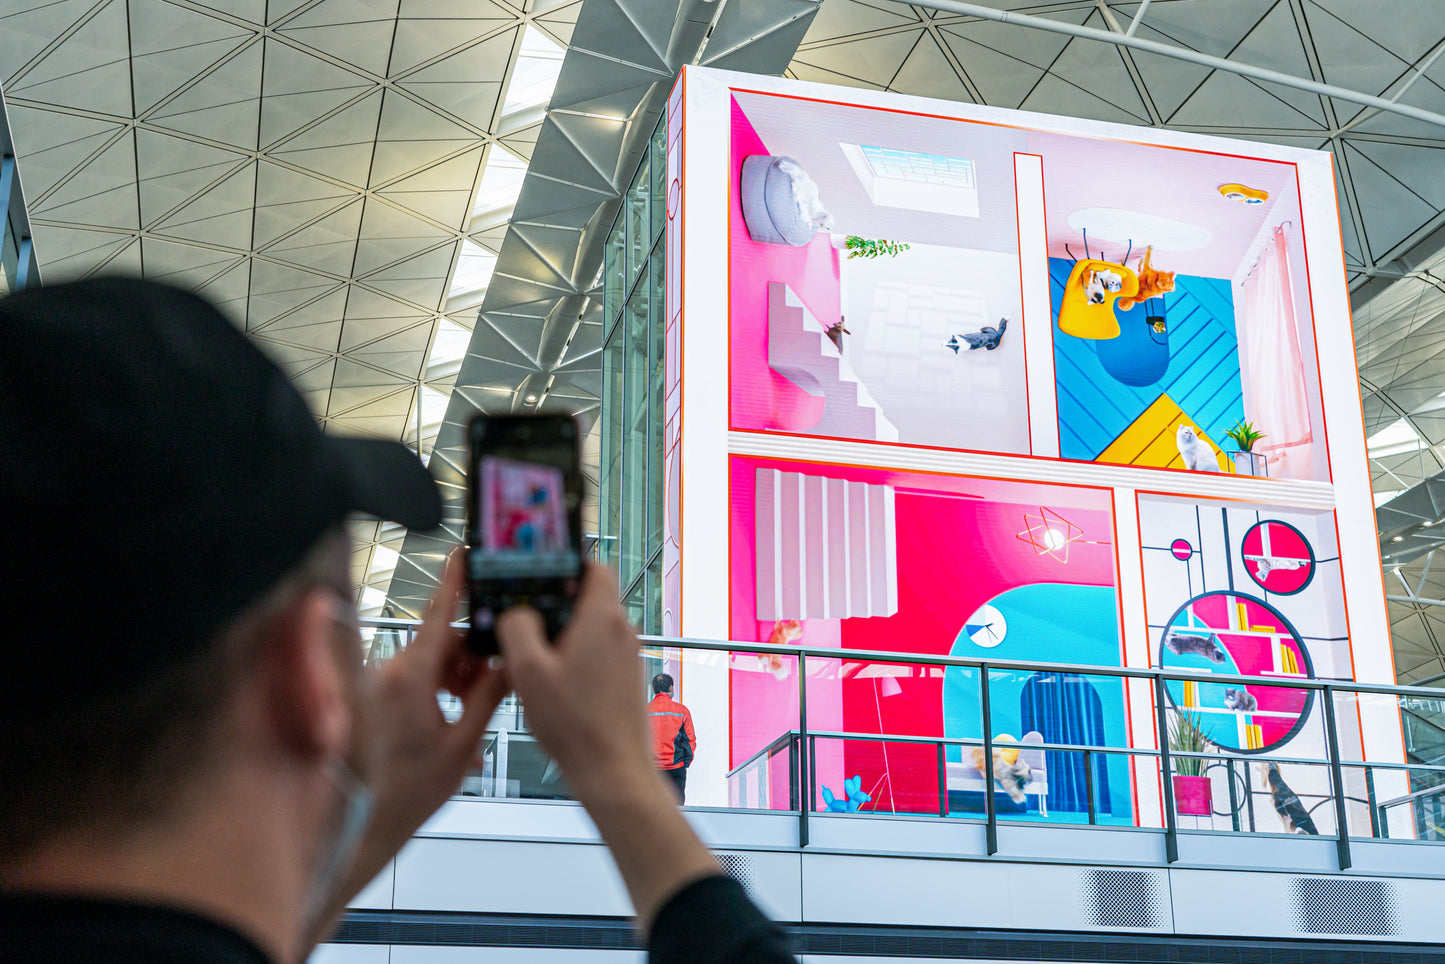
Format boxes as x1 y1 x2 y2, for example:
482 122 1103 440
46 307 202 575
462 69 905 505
728 97 840 433
729 454 1120 810
728 457 844 792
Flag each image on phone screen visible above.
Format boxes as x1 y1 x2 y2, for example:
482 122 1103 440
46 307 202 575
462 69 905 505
467 416 582 651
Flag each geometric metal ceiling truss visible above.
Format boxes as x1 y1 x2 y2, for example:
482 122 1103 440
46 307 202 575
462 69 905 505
1 0 584 611
9 0 1445 676
387 0 823 616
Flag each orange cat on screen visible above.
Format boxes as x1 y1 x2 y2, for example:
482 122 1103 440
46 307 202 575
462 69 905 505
760 619 802 680
1117 246 1175 310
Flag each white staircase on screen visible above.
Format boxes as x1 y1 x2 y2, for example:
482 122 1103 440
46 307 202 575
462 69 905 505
755 467 899 621
768 282 899 442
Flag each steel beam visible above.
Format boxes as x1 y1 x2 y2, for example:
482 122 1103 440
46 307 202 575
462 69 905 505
907 0 1445 132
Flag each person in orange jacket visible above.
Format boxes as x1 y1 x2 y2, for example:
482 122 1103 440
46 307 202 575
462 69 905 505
647 673 696 803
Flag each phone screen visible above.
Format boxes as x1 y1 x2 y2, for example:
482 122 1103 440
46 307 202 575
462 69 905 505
467 415 582 654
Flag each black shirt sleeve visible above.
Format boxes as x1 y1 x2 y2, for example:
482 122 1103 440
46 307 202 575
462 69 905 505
648 874 795 964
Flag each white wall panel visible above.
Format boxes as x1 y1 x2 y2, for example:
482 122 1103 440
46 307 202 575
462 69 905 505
393 838 631 916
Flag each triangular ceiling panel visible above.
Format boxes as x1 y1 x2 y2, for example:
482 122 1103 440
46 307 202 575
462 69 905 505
887 33 973 103
246 261 343 326
805 0 920 43
389 12 517 76
936 32 1045 108
1308 0 1445 66
139 237 241 287
1227 2 1327 127
1128 0 1276 59
1170 69 1324 131
2 106 124 200
137 130 250 228
360 243 459 305
940 8 1088 72
150 161 257 249
9 0 132 117
1040 24 1150 123
32 130 139 231
258 39 375 148
263 199 366 276
375 146 485 228
1353 141 1445 210
148 41 264 149
277 0 401 77
353 199 455 276
129 0 255 114
793 29 922 88
1343 141 1440 261
267 90 384 187
568 1 668 74
369 90 484 186
25 227 132 280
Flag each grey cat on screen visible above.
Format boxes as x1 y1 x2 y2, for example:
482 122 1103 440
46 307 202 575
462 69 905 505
946 318 1009 352
1223 687 1258 712
1163 628 1227 663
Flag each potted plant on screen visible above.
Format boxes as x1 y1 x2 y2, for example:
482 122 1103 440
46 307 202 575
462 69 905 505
1225 420 1268 477
842 236 910 259
1169 710 1214 817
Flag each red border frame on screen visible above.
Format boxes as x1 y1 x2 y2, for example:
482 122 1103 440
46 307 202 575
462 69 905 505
724 451 1131 801
718 85 1338 484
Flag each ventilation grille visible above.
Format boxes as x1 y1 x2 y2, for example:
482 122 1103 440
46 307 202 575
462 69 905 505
1291 877 1397 936
717 852 758 900
1081 869 1166 929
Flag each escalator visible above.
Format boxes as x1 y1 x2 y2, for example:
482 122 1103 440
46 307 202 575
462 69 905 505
1402 692 1445 840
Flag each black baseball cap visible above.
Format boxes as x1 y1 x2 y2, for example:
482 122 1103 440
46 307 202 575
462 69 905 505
0 277 441 712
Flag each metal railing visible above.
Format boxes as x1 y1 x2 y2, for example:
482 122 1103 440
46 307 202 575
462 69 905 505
359 619 1445 866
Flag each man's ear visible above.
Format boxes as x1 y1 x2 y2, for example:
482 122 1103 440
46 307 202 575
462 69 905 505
262 587 353 760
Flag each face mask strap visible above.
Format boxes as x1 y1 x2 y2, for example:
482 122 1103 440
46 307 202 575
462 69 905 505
301 757 375 934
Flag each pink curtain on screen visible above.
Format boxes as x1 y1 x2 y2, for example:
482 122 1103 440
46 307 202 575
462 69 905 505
1241 225 1313 478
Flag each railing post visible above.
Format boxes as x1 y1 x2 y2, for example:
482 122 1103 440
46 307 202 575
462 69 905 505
798 652 809 849
980 663 997 855
1226 759 1240 832
937 741 948 818
1320 685 1353 870
787 735 799 812
1365 766 1381 839
1084 749 1096 825
808 735 818 826
1243 759 1257 832
1154 674 1179 863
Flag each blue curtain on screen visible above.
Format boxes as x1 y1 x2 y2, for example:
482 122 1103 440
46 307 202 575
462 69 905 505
1020 672 1111 814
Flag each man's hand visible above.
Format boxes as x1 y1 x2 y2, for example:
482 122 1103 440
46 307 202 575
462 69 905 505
315 549 507 941
495 566 652 798
496 566 719 933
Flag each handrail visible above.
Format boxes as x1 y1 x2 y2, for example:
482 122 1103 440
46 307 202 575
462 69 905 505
361 619 1445 850
725 729 799 778
358 617 1445 701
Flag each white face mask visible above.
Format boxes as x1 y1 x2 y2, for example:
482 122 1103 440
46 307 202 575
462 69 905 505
300 757 374 939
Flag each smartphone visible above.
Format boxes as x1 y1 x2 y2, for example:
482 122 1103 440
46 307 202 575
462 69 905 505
466 414 584 655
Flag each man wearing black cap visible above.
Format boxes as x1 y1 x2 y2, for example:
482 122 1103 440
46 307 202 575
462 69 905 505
0 279 791 963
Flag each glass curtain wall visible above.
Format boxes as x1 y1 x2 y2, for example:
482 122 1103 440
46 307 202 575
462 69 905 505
600 114 667 632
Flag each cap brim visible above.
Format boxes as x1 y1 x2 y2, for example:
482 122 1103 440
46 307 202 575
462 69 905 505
327 437 442 531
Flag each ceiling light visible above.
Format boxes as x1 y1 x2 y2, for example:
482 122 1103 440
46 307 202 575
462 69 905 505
1065 208 1212 252
1393 536 1405 542
525 393 538 403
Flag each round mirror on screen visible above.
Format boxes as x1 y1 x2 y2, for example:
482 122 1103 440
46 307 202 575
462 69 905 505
1240 520 1316 596
1158 590 1314 754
